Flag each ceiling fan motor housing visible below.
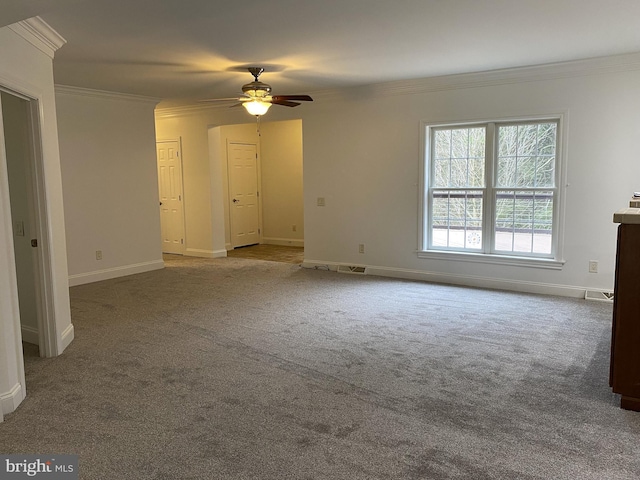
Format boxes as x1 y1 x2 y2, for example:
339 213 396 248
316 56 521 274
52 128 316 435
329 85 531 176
242 81 272 98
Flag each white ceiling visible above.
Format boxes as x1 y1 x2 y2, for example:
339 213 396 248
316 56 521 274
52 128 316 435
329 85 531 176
5 0 640 105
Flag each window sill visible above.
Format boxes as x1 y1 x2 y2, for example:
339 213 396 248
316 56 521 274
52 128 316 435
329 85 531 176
417 250 565 270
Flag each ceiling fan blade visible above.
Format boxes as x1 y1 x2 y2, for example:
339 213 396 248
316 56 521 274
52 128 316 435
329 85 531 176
271 99 301 107
272 95 313 102
198 97 241 103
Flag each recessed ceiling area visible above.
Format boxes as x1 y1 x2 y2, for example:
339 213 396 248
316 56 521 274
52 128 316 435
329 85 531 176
6 0 640 105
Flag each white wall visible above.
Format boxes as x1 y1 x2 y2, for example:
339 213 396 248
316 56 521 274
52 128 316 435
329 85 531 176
157 54 640 297
260 120 304 247
207 127 226 256
302 57 640 296
56 87 163 285
0 17 71 419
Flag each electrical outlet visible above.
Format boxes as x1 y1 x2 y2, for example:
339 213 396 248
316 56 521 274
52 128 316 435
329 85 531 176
292 224 297 232
96 250 103 261
588 260 598 273
358 243 365 254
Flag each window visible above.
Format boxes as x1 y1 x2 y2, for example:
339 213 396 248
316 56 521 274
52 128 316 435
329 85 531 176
422 118 562 264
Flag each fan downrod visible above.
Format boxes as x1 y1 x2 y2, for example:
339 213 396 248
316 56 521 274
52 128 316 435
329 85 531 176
248 67 264 81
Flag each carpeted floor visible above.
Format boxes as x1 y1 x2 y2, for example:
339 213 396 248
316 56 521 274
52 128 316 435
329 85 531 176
2 256 639 479
225 244 304 264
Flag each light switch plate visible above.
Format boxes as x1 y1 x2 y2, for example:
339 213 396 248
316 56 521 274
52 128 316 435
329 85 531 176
15 221 24 237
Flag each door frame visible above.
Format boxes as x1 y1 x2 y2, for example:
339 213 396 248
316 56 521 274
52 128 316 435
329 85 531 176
226 140 262 248
0 86 57 359
156 138 186 254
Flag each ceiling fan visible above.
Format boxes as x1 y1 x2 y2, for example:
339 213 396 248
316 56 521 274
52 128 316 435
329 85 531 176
202 67 313 116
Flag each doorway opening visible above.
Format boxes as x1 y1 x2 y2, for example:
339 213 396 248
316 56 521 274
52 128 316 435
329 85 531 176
1 89 55 360
216 119 305 255
154 119 305 260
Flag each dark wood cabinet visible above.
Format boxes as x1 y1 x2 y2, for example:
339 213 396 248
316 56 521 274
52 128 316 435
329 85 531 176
610 222 640 411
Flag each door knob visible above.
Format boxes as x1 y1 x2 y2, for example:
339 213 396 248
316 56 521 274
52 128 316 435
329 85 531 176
233 198 239 203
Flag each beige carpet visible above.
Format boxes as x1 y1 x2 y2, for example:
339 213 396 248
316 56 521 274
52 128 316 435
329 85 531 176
2 256 639 479
225 244 304 264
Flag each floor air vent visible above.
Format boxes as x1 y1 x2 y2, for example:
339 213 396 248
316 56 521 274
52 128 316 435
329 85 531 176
585 290 614 303
337 265 367 274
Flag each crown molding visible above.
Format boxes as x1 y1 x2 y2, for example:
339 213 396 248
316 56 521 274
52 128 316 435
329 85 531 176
55 85 161 105
8 17 66 59
331 52 640 100
157 51 640 116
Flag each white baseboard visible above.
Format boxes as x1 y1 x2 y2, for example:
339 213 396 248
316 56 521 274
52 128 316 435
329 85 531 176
68 260 164 286
262 237 304 248
0 382 24 416
21 325 39 345
301 260 587 298
23 323 75 356
60 323 75 353
185 248 227 258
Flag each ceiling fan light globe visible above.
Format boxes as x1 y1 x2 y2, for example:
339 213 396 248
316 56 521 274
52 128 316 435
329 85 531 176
243 100 271 116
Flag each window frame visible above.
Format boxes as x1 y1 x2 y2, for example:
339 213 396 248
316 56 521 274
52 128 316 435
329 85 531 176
418 115 566 270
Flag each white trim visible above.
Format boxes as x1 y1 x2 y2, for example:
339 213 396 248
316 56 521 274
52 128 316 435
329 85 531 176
60 323 74 352
157 53 640 117
55 85 160 105
184 248 227 258
554 111 570 268
301 259 586 298
30 96 59 357
417 250 565 270
262 237 304 248
68 260 164 286
325 52 640 101
421 115 565 262
0 92 25 421
1 76 73 359
21 325 39 345
154 53 640 117
0 73 62 363
7 17 66 59
0 382 25 415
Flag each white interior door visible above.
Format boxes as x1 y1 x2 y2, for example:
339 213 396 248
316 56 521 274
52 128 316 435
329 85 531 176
157 140 185 254
228 143 260 248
